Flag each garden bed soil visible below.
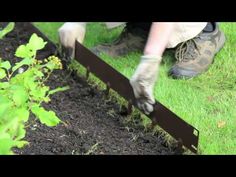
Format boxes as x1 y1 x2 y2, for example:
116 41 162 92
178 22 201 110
0 22 180 155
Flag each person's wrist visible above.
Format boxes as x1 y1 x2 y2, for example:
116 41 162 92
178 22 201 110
144 45 165 57
141 54 162 63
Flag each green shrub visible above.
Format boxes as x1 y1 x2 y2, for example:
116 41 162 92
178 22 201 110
0 32 68 154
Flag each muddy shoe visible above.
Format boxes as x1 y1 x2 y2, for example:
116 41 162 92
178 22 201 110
90 23 150 57
169 25 226 79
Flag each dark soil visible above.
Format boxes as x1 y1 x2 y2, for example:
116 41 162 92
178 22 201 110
1 22 179 155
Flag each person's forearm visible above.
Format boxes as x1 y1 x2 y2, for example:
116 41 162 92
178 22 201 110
144 22 175 57
130 23 175 114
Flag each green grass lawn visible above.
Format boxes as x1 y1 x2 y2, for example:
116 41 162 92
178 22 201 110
34 22 236 155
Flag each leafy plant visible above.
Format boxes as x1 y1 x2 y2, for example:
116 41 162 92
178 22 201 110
0 33 69 154
0 22 15 39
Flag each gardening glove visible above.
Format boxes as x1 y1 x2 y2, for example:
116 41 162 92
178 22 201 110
58 22 86 59
130 55 162 115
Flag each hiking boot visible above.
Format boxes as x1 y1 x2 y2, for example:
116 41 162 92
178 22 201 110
90 23 151 57
169 24 226 79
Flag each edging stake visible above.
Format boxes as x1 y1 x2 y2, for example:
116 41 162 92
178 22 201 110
177 138 184 154
127 100 133 115
86 66 90 80
105 82 110 97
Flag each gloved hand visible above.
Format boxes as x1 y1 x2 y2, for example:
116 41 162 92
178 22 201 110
58 22 86 59
130 55 162 115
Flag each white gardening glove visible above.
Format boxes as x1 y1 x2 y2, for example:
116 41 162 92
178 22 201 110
58 22 86 59
130 55 162 115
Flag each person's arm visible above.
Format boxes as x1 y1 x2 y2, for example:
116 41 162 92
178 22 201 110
144 22 174 56
130 22 175 114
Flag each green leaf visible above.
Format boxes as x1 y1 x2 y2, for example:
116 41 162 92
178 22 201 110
0 133 14 155
30 86 49 102
33 69 44 78
28 33 47 51
24 77 37 91
31 105 61 126
15 34 47 59
15 108 30 122
0 132 28 154
12 58 33 73
0 22 15 39
0 69 6 79
45 62 56 71
0 61 11 70
0 115 18 135
0 96 12 119
14 140 28 148
0 133 27 155
43 96 51 103
0 82 9 89
11 85 28 106
0 138 14 155
48 86 70 95
15 45 34 59
11 69 37 90
15 124 26 140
